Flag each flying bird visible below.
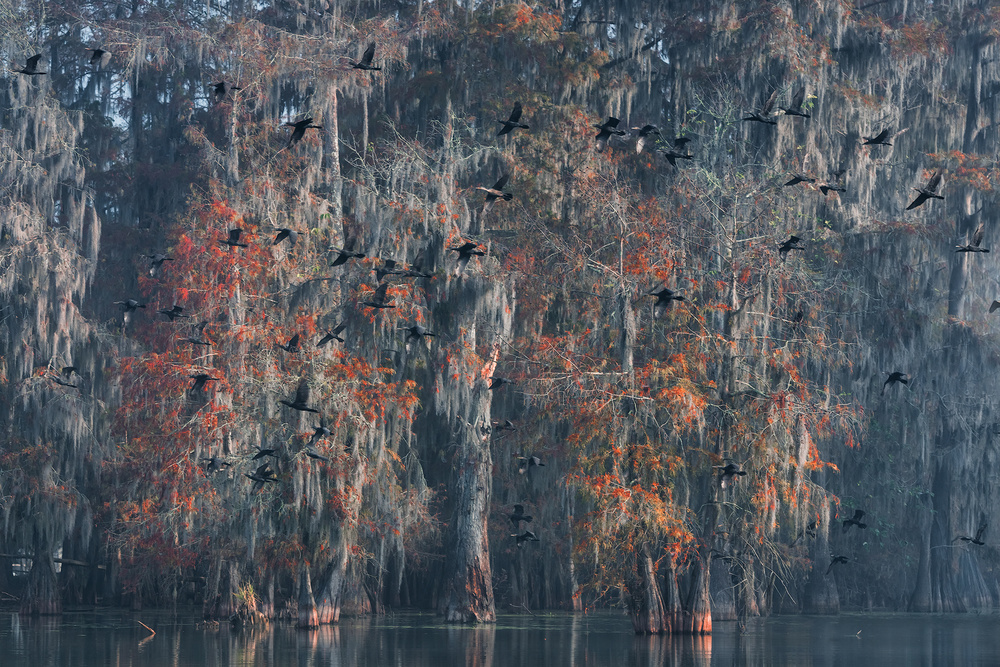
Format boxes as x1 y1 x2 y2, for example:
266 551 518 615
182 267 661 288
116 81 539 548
742 90 778 124
115 299 146 328
905 168 944 210
780 86 810 118
329 246 366 267
492 419 516 433
513 530 540 548
251 447 278 461
179 321 212 346
280 379 320 413
496 102 530 137
842 509 867 532
648 287 685 319
349 42 381 71
272 228 301 245
509 504 533 528
632 125 661 154
882 371 908 394
374 259 403 282
158 305 189 321
784 174 815 187
956 222 989 253
819 183 846 196
212 81 242 102
489 376 512 390
516 454 544 474
51 366 78 388
451 241 486 276
826 555 850 575
659 148 694 168
189 373 217 392
308 423 332 450
477 174 513 216
87 48 110 67
276 334 301 353
990 301 1000 314
593 117 627 144
219 228 249 250
284 118 323 147
955 521 988 546
362 282 395 310
778 235 805 260
317 323 346 347
716 462 747 489
404 324 436 352
862 128 893 146
14 54 46 75
246 463 279 490
143 252 174 277
201 457 230 474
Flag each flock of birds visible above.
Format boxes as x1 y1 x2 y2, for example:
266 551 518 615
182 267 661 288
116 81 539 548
14 42 988 564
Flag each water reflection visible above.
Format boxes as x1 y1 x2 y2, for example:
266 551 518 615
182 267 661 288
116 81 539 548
3 611 1000 666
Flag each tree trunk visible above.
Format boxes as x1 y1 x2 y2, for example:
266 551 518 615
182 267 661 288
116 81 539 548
316 548 349 624
627 545 667 634
297 563 319 628
684 555 712 634
20 552 61 616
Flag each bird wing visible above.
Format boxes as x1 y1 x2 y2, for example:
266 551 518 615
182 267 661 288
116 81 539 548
374 282 390 302
288 334 300 349
508 102 523 123
870 128 890 143
361 42 376 66
332 322 346 335
229 228 242 242
991 301 1000 314
973 222 985 247
906 193 928 210
926 168 943 192
294 380 310 405
760 89 778 115
854 509 865 521
26 54 42 70
493 173 510 190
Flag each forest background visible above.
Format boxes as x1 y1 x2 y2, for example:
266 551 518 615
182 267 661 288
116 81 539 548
2 0 1000 635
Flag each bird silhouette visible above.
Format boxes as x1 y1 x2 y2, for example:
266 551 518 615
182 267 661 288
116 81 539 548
329 246 366 267
778 235 805 260
648 287 685 319
906 168 944 210
784 174 815 187
87 48 110 67
51 366 78 388
189 373 217 392
956 222 989 253
716 462 747 489
201 457 230 474
374 259 403 282
492 419 516 433
404 324 436 352
307 422 332 450
115 299 146 328
780 86 810 118
246 463 279 490
882 371 908 394
955 521 987 546
273 228 301 245
659 147 694 168
251 447 278 461
819 183 846 196
179 321 212 346
280 379 319 413
349 43 381 71
509 504 533 528
158 305 189 321
219 228 249 250
362 283 395 309
276 334 300 353
496 102 530 137
862 128 893 146
477 174 513 216
143 252 173 277
513 530 540 548
451 241 486 276
14 54 46 75
842 509 867 532
632 125 661 154
284 118 323 147
593 117 627 144
212 81 242 102
317 324 346 347
489 376 512 390
990 301 1000 314
826 555 850 575
742 90 778 124
516 454 544 474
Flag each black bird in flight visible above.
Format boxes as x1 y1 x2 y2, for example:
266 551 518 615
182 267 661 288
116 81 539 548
189 373 217 392
273 228 301 245
349 42 381 71
220 228 249 250
14 54 46 75
648 287 685 319
496 102 529 137
143 252 173 277
179 321 212 346
276 333 300 353
317 323 346 347
778 235 805 260
212 81 242 102
513 530 540 548
158 305 189 321
826 555 850 575
990 301 1000 314
477 174 513 216
882 371 908 394
632 124 661 154
115 299 146 328
716 462 747 489
956 222 988 253
906 168 944 210
374 259 403 282
404 324 436 352
509 504 533 528
780 86 810 118
329 246 366 267
451 241 486 276
52 366 78 388
593 116 627 144
362 282 395 310
862 128 893 146
659 147 694 168
742 90 778 124
842 509 867 532
308 422 332 449
516 454 544 474
285 117 323 147
819 183 846 196
280 379 320 413
251 447 278 461
246 463 279 490
87 48 110 67
201 457 230 474
303 444 330 462
784 174 815 187
492 419 516 433
489 376 512 390
955 521 987 546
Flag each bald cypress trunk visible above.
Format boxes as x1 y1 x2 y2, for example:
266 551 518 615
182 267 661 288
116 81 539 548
627 545 667 634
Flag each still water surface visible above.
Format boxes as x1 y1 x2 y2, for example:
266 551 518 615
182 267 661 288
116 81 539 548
2 609 999 666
